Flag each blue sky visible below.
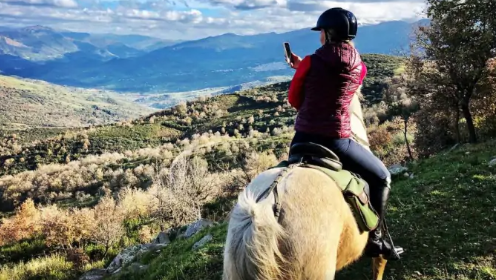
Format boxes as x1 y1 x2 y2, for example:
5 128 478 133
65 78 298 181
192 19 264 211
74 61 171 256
0 0 427 40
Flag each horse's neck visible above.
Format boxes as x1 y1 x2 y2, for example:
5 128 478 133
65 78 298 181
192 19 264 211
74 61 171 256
350 87 370 150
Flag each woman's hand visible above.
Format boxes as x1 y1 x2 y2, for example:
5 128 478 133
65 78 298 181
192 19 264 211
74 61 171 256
287 53 302 69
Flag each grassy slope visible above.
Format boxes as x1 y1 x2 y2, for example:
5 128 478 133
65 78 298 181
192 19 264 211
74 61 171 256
109 140 496 280
0 75 155 129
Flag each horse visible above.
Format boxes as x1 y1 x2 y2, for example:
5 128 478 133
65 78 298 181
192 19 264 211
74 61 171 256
222 152 389 280
222 88 391 280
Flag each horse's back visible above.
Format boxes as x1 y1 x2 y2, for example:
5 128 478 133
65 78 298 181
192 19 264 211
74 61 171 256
224 165 368 280
276 166 368 276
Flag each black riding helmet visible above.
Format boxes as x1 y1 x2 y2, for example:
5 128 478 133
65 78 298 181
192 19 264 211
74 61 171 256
311 7 358 41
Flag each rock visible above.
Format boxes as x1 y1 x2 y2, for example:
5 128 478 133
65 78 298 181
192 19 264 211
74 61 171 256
154 232 171 244
489 158 496 167
129 262 149 273
388 164 408 175
79 269 107 280
106 245 142 273
106 243 162 273
141 243 168 252
184 219 214 238
193 234 213 250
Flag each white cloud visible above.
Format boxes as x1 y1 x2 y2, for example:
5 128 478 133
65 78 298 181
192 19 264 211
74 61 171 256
0 0 78 8
207 0 287 10
0 0 427 40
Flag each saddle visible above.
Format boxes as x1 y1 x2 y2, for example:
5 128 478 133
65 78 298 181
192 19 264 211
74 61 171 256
288 142 343 171
274 142 380 232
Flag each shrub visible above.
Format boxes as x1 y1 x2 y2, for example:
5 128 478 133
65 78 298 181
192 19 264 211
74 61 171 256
242 151 278 182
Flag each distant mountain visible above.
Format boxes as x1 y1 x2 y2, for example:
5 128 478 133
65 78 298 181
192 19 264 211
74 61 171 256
106 43 144 58
142 40 184 52
0 26 176 63
0 20 427 93
0 26 78 61
59 31 179 51
0 74 155 129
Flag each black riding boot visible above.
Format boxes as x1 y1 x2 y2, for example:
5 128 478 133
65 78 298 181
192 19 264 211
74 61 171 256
364 181 404 260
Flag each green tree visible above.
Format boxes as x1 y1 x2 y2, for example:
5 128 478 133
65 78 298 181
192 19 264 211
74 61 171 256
414 0 496 143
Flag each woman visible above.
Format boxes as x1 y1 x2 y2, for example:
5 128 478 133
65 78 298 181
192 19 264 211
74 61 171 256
286 7 403 260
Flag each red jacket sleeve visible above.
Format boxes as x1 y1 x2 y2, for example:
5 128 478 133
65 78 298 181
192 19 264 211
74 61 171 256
359 61 367 85
288 55 311 110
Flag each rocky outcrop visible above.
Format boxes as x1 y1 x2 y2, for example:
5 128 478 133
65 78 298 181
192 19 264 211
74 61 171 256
184 219 215 238
192 234 213 250
78 219 216 280
154 232 171 245
106 243 168 274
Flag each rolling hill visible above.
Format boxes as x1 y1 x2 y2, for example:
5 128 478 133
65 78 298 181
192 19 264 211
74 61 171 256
0 53 403 177
0 75 155 130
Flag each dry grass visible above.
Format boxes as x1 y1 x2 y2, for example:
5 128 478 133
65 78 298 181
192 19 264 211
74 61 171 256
0 254 75 280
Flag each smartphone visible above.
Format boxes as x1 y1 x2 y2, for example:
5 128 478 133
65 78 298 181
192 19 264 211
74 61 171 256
283 42 293 64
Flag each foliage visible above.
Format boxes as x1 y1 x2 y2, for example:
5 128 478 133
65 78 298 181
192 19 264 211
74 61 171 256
383 74 420 160
360 54 407 106
412 0 496 143
150 156 234 228
368 117 417 166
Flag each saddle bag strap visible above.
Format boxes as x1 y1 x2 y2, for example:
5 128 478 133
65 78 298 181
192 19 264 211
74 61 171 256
256 164 299 218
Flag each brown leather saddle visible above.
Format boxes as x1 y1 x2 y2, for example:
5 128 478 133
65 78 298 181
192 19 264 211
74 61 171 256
288 142 343 172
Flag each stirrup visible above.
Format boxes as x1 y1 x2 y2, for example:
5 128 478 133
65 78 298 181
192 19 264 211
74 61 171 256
381 219 404 260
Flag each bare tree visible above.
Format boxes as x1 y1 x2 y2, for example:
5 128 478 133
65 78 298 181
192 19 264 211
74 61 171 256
91 196 125 257
150 156 226 228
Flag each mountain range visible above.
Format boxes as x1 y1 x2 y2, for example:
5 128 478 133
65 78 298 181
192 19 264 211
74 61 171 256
0 20 428 94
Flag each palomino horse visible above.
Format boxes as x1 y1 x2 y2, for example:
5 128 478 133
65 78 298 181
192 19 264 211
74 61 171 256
222 158 388 280
222 88 390 280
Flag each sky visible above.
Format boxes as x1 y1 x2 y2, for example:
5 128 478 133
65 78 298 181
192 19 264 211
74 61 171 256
0 0 427 40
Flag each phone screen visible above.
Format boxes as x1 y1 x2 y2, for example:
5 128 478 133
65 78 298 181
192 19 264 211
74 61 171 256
284 42 292 63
